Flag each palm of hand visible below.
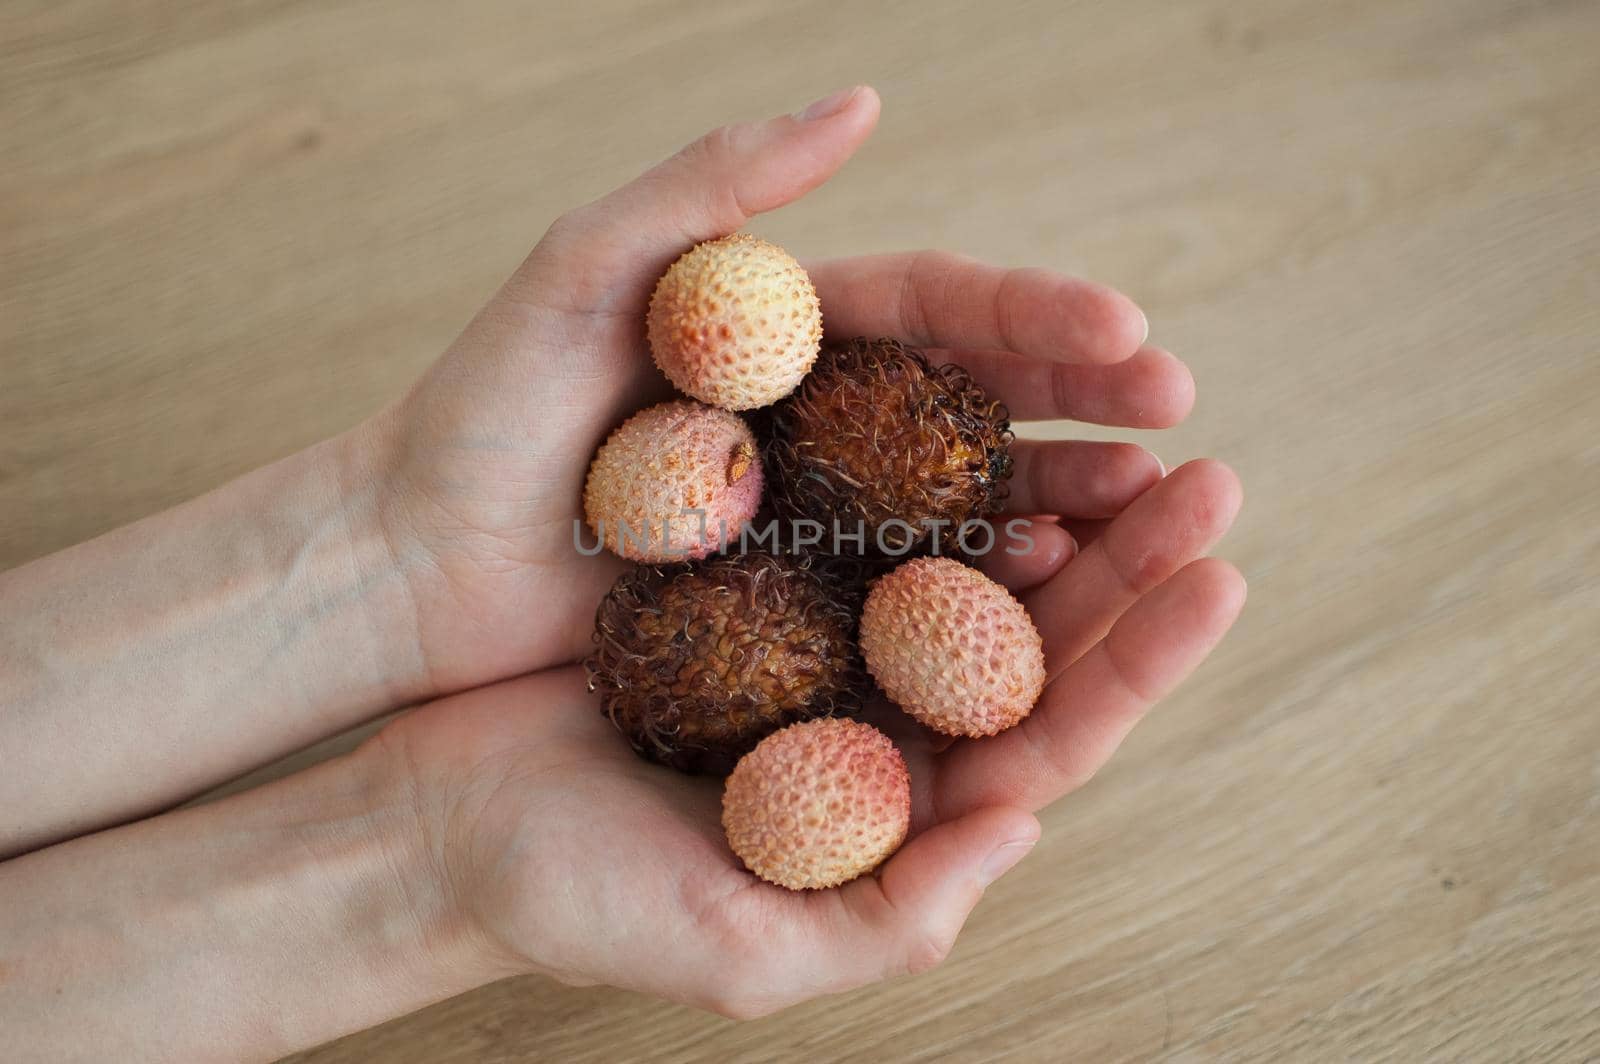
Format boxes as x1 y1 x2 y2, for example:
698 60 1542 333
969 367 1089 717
365 88 1246 1015
377 292 665 691
382 664 989 1017
387 477 1243 1017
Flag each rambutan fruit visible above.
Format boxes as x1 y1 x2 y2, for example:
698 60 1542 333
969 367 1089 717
762 338 1014 556
585 551 867 774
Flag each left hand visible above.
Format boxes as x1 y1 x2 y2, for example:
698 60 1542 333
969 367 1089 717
362 84 1196 699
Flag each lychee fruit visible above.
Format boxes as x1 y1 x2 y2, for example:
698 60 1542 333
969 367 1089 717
583 400 762 562
647 234 822 411
860 556 1046 738
722 718 910 890
763 337 1014 556
586 551 867 774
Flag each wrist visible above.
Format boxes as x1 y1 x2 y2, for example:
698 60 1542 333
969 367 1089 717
0 734 510 1061
323 410 437 703
0 413 439 858
308 739 518 1010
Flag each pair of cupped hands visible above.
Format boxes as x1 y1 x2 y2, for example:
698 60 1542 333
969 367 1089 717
371 86 1244 1018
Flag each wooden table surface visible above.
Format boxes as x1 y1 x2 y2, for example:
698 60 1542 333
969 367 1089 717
5 1 1598 1060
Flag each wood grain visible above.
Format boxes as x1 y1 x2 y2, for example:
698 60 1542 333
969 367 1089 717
4 0 1598 1059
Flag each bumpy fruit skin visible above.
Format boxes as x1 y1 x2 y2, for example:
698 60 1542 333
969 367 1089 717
586 552 867 774
763 338 1013 556
722 718 910 890
583 400 762 562
861 556 1046 738
648 234 822 411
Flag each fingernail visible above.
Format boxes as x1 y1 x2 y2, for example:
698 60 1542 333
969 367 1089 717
1154 453 1167 478
796 86 858 122
978 838 1037 887
1138 307 1150 346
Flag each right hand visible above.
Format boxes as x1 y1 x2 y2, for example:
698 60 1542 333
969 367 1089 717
367 463 1241 1018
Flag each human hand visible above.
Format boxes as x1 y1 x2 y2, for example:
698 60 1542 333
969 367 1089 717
357 87 1243 1016
371 459 1242 1018
365 85 1197 696
0 83 1244 1048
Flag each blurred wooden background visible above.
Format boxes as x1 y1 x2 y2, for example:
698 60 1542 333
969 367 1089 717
4 0 1598 1060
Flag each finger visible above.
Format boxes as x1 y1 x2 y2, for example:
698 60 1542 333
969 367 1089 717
732 805 1039 1015
1006 439 1165 519
527 86 880 310
1025 458 1242 674
928 345 1195 427
807 251 1146 365
937 558 1246 818
975 520 1077 592
1059 517 1111 549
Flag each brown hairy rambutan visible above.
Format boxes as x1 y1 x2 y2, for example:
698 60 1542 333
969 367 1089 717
761 337 1014 556
585 551 868 775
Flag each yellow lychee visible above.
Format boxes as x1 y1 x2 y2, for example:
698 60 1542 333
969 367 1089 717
647 234 822 411
861 557 1046 737
722 718 910 890
583 400 763 562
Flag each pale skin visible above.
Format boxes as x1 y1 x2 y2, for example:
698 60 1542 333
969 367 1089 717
0 86 1245 1061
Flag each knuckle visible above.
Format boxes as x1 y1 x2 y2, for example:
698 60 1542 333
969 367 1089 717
914 248 972 276
993 267 1033 350
1020 712 1099 792
683 122 739 167
678 122 754 188
677 123 756 231
902 249 962 339
1105 533 1169 597
904 929 956 977
1103 626 1158 703
706 992 755 1021
1028 446 1060 509
522 208 612 312
703 986 780 1021
1049 364 1081 419
914 250 975 299
535 207 598 267
685 884 788 1020
541 208 582 246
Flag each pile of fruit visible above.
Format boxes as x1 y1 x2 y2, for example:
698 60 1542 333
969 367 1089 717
582 235 1047 890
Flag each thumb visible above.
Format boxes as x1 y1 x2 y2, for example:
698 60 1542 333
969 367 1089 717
523 86 880 308
866 804 1042 977
733 805 1040 1017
